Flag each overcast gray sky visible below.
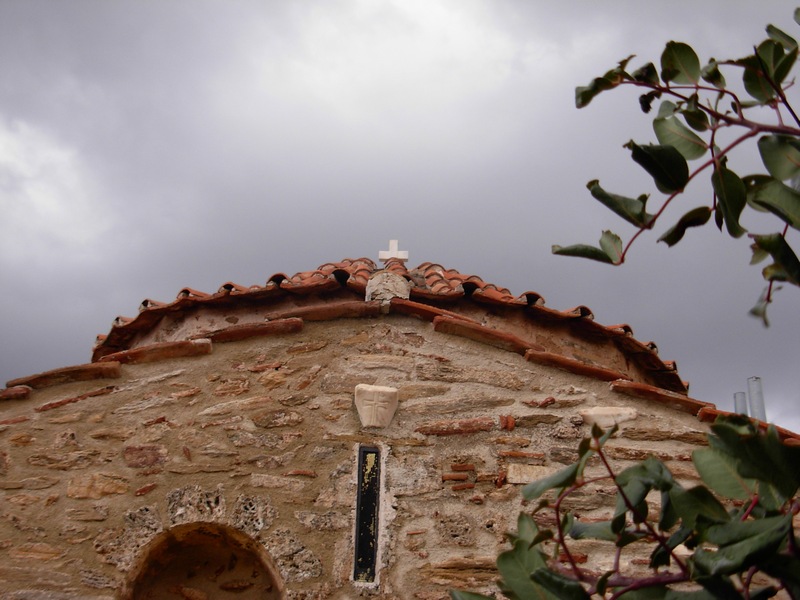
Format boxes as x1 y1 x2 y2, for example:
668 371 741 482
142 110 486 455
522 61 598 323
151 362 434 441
1 1 798 430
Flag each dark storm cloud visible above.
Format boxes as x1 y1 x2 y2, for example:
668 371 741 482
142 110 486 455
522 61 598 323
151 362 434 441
0 1 797 429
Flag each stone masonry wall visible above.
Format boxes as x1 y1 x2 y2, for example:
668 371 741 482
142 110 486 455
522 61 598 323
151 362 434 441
0 314 710 599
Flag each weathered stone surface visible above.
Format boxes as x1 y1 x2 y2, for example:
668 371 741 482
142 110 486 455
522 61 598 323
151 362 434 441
252 409 303 428
250 473 307 493
0 476 58 490
231 494 276 536
227 430 283 449
80 569 118 589
397 383 450 401
579 406 638 428
6 493 44 506
295 510 349 531
415 416 495 436
320 372 375 394
67 504 110 521
366 271 412 303
67 473 129 499
506 464 557 485
404 395 514 415
197 395 272 416
257 369 290 390
8 542 65 561
389 455 440 497
88 427 135 441
0 566 71 587
287 340 328 354
99 339 212 365
416 362 526 390
514 413 562 427
263 527 323 582
167 485 226 525
112 395 175 415
123 445 168 468
621 427 708 445
28 450 98 470
348 354 414 371
436 514 475 547
354 384 398 427
213 377 250 396
93 506 162 571
35 385 116 413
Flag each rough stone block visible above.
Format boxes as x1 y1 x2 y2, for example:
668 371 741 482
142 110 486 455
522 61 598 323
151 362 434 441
167 485 226 525
67 473 129 499
365 271 412 303
123 445 168 468
579 406 638 429
506 464 557 485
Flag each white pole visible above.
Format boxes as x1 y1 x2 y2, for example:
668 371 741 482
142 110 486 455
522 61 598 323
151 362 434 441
747 377 767 422
734 391 748 416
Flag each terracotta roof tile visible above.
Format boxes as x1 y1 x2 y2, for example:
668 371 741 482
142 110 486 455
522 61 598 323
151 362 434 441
86 258 690 396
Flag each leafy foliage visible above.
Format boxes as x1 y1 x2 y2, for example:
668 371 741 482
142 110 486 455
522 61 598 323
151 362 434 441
553 10 800 325
451 416 800 600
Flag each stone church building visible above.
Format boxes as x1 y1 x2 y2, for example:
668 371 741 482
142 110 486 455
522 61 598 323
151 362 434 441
1 250 792 599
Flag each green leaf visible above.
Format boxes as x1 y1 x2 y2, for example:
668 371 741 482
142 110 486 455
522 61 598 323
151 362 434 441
669 485 730 530
531 569 591 600
744 174 775 212
569 520 617 542
625 141 689 193
522 462 580 500
758 135 800 181
775 47 798 88
710 417 800 499
736 54 772 104
692 447 756 500
650 526 692 569
575 58 633 108
553 231 624 265
661 42 701 84
599 230 624 263
701 60 726 88
767 24 798 52
632 62 659 85
796 8 800 26
751 233 800 286
757 37 798 87
449 592 494 600
736 42 793 104
515 512 538 545
681 96 711 131
497 539 557 600
653 114 708 160
749 285 772 326
752 178 800 229
587 180 654 228
692 514 791 576
552 243 614 264
703 514 790 547
658 207 712 246
711 164 747 238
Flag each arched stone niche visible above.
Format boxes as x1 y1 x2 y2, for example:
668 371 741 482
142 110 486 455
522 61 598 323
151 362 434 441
123 522 286 599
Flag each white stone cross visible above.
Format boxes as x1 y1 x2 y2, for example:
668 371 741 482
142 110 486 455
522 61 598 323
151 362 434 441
378 239 409 264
